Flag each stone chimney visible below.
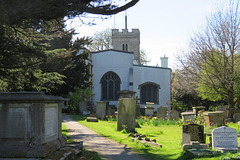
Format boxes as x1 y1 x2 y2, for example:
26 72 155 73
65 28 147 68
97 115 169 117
160 56 168 68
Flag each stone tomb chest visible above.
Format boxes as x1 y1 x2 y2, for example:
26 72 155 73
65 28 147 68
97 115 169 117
0 92 66 158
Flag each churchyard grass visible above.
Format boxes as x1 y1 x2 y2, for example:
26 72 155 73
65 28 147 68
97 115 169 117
62 123 74 143
71 115 240 160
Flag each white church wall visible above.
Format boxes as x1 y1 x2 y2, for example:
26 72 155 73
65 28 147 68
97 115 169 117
133 65 171 110
91 50 134 106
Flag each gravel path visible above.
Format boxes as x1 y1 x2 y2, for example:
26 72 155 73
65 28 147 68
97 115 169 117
62 114 146 160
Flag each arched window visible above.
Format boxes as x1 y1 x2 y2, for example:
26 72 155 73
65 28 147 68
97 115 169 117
101 71 121 100
139 82 160 104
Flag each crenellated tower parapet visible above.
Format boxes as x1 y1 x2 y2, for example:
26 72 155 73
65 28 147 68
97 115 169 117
112 28 140 63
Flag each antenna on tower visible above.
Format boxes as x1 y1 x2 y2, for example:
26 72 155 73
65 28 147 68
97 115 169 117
125 0 127 29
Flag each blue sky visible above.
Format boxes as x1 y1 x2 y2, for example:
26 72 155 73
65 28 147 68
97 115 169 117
67 0 229 69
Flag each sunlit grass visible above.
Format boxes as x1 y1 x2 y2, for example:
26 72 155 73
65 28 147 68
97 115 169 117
71 115 240 160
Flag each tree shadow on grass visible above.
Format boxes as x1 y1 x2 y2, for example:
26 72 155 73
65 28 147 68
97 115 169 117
137 147 179 160
176 150 223 160
71 114 87 121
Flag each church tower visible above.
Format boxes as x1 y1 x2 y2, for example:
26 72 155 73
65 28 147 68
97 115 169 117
112 3 140 63
112 27 140 63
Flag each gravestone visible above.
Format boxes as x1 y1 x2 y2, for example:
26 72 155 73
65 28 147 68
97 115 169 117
182 124 205 145
136 104 141 117
79 100 88 114
166 99 171 112
144 102 154 116
212 126 238 151
117 98 136 132
169 109 179 120
217 105 228 119
107 105 116 117
96 101 107 119
157 106 168 119
233 113 240 122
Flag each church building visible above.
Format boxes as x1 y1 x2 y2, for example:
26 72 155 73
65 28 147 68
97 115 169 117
90 28 171 110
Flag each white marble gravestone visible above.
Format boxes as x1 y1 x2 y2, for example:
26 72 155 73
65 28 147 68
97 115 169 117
212 126 238 151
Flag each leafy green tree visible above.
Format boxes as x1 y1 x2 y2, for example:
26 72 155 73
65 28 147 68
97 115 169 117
0 21 65 92
140 49 151 65
180 2 240 118
38 19 92 96
89 29 112 51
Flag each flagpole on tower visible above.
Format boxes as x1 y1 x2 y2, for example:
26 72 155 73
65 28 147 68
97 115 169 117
125 0 127 29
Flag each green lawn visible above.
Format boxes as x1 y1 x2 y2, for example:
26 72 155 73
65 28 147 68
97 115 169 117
71 115 240 160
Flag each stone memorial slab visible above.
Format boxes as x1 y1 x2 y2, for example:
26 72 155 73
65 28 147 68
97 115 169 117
217 105 228 119
182 124 205 145
233 113 240 122
96 101 107 119
169 109 179 120
117 98 136 132
144 102 154 116
44 104 58 142
157 106 167 119
212 126 238 150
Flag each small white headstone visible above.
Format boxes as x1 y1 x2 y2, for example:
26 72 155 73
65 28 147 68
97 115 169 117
212 126 238 150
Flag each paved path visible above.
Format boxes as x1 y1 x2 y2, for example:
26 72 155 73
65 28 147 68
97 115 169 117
62 114 146 160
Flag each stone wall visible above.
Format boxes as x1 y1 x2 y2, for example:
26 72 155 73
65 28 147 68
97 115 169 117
0 92 66 158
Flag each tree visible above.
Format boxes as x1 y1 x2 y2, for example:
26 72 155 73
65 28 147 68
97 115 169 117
0 0 139 25
89 29 112 51
0 20 66 92
38 19 92 96
0 18 92 94
181 2 240 118
140 49 151 65
171 69 225 112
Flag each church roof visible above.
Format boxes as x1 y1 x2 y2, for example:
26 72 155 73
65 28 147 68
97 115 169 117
91 49 134 54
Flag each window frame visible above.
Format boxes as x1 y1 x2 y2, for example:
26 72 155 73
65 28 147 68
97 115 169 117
100 71 121 101
139 82 160 104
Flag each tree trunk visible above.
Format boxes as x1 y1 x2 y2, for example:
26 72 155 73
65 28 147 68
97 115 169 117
227 92 235 119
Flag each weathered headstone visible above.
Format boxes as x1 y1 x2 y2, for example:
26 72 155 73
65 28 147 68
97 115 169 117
212 126 238 151
144 102 154 116
157 106 168 119
107 105 116 117
182 124 205 145
233 113 240 122
166 99 171 112
117 98 136 132
169 109 179 120
136 104 141 117
217 105 228 119
79 100 88 113
96 101 107 119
